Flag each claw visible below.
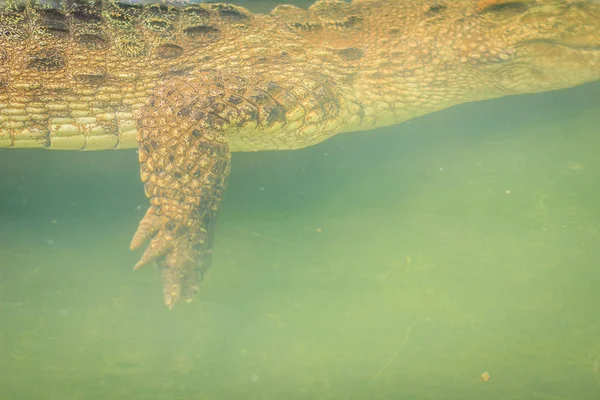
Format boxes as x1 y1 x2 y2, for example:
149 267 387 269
130 206 211 308
130 206 161 251
133 230 173 271
181 271 201 304
162 265 183 309
162 238 202 306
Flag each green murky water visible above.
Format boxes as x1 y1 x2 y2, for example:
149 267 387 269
2 80 599 400
2 2 600 399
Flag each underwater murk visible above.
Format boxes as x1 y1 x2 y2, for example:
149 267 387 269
1 0 600 399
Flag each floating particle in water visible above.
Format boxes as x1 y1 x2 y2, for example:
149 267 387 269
480 371 490 382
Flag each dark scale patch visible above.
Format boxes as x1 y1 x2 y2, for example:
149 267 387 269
72 7 103 24
329 15 362 30
27 50 66 71
44 84 70 94
261 81 283 97
238 103 258 123
42 25 70 39
479 1 530 13
291 21 322 31
425 3 447 16
207 101 226 115
144 4 180 31
106 3 143 25
205 113 228 131
183 25 220 42
194 110 206 121
209 4 249 22
163 64 193 77
39 7 67 22
213 158 229 176
183 6 209 19
336 47 364 61
146 19 173 32
75 33 108 50
38 7 70 37
247 88 271 106
75 72 107 86
262 102 286 125
227 95 243 105
0 48 7 63
178 107 191 118
218 8 248 21
155 44 184 59
38 8 70 38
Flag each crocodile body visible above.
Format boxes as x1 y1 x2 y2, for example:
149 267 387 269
1 0 599 307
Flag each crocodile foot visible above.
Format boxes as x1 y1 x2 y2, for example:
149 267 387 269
131 76 231 309
130 205 214 308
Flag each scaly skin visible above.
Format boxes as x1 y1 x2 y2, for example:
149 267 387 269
1 0 599 308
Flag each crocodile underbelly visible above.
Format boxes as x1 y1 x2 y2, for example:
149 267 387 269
0 119 342 152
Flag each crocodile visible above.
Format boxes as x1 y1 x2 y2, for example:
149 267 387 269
1 0 599 308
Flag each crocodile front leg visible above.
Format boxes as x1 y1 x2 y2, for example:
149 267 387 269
130 75 232 309
129 68 349 308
